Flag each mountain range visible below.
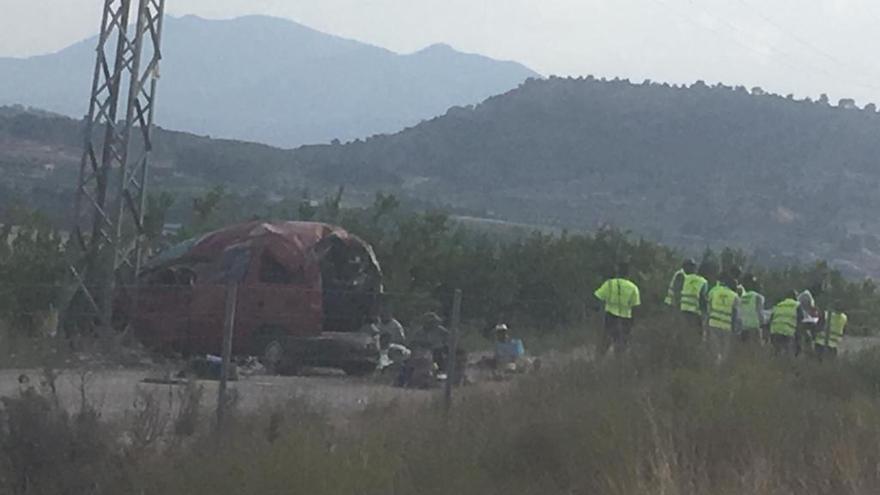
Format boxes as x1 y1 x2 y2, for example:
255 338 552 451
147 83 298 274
0 15 538 147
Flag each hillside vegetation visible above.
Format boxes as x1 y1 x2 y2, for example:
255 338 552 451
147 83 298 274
5 190 880 349
6 75 880 276
4 188 880 495
292 77 880 276
0 106 316 226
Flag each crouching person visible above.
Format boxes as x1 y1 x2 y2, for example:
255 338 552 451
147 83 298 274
493 324 523 371
377 308 411 372
409 312 450 370
399 312 466 387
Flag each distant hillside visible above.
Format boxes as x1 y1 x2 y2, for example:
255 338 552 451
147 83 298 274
290 77 880 275
0 15 538 147
0 105 447 227
7 76 880 277
0 105 318 226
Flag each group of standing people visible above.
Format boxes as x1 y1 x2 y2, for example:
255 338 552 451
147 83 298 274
594 258 848 360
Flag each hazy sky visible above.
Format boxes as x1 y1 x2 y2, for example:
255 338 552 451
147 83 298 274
4 0 880 104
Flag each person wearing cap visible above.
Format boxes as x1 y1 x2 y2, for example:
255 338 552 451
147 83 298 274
594 261 641 356
664 259 696 309
814 300 847 360
738 273 768 345
492 323 527 371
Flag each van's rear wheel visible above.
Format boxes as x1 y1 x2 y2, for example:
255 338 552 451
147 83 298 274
262 340 284 374
253 326 296 375
342 362 376 377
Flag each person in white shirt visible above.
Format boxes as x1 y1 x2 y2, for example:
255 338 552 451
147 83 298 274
377 309 407 348
797 288 820 356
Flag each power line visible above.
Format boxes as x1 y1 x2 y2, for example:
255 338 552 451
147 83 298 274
648 0 880 92
684 0 880 89
732 0 880 87
646 0 814 76
861 5 880 26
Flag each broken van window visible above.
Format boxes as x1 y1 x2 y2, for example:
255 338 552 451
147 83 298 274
259 251 304 285
145 266 197 286
205 245 252 284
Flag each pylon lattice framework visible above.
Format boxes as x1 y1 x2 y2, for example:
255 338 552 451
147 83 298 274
70 0 166 327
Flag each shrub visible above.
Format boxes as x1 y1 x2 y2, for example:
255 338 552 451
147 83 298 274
0 384 117 495
108 323 880 495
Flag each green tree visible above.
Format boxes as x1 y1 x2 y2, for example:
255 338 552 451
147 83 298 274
0 209 66 337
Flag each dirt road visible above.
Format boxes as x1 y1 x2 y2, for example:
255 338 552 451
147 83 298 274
0 367 433 421
0 337 876 422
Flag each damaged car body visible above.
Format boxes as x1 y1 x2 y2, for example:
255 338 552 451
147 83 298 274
125 221 383 375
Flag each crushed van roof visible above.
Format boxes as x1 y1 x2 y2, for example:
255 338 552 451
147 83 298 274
143 221 380 276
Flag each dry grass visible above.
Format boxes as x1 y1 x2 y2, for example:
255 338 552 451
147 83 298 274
4 316 880 494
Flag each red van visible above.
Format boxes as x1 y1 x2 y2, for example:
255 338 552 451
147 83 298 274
126 221 383 375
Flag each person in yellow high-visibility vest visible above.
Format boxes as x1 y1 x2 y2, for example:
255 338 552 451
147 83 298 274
738 273 768 345
680 263 711 338
706 274 740 363
769 292 803 356
594 261 641 356
664 259 696 309
814 300 847 360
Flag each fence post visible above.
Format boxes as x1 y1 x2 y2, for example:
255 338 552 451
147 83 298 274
444 288 462 413
216 282 238 430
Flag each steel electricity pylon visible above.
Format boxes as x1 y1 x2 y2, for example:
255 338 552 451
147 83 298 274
65 0 166 333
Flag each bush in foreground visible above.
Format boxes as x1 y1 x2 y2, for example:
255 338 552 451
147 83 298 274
128 322 880 495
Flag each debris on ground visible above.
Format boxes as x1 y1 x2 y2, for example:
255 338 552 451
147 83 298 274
177 355 239 381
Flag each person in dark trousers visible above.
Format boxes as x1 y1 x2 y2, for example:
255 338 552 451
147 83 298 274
410 312 450 371
726 264 745 296
706 273 741 363
769 291 803 356
594 261 641 356
377 308 406 348
738 273 768 345
814 300 848 361
797 283 824 357
664 258 696 309
681 261 714 340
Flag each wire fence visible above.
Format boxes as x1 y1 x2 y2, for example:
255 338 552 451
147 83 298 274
1 281 875 334
1 279 877 439
2 273 877 365
0 282 602 353
0 282 603 321
0 282 510 432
